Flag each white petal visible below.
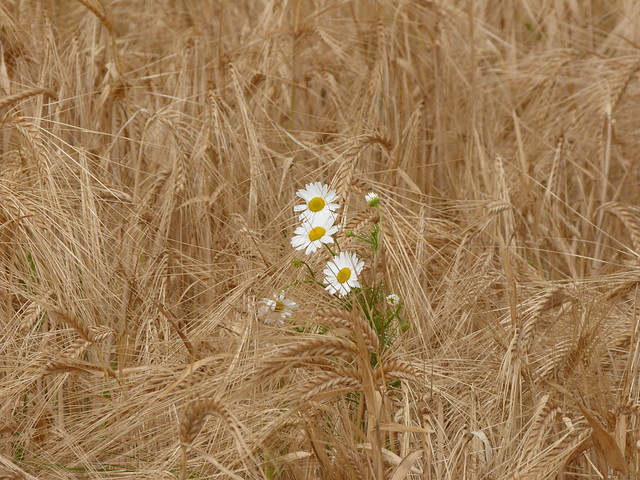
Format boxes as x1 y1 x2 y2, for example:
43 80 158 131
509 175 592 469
326 225 339 236
325 262 340 276
305 242 319 254
291 236 306 248
296 189 312 201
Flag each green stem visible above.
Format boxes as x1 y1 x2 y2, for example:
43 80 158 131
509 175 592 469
371 206 382 287
298 261 327 290
300 261 317 281
323 242 337 257
333 234 342 253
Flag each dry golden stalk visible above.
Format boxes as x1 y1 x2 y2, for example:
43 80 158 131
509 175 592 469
179 399 236 447
172 156 187 198
316 307 380 353
615 399 640 416
257 337 359 380
0 88 56 112
375 359 420 383
518 395 561 464
298 374 362 404
60 338 91 360
601 201 640 255
510 427 592 480
179 398 248 480
610 60 640 115
330 153 359 207
140 168 172 210
19 301 43 332
346 209 381 233
515 288 566 360
50 307 94 343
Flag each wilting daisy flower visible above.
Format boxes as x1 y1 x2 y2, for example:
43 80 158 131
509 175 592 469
324 252 364 297
386 294 400 307
258 291 298 324
291 213 339 255
365 192 380 207
294 182 339 222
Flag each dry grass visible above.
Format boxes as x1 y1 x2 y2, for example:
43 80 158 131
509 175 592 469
1 0 640 478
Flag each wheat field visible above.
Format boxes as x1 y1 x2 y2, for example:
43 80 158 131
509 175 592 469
1 1 640 479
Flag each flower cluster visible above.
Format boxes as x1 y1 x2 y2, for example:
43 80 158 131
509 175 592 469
290 183 339 254
258 182 362 324
290 182 364 297
258 182 408 357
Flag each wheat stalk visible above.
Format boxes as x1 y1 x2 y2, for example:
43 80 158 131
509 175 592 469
257 337 359 380
298 372 362 404
0 88 56 112
179 398 247 480
316 308 380 353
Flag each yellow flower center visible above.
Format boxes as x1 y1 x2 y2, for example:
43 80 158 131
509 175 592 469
274 300 284 313
308 226 326 242
308 197 326 212
336 267 351 284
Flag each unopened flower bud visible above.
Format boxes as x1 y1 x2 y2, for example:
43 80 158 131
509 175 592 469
365 192 380 207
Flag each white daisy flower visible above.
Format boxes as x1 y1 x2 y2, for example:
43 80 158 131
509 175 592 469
324 252 365 297
386 294 400 307
294 182 339 222
365 192 380 207
290 213 339 255
258 291 298 324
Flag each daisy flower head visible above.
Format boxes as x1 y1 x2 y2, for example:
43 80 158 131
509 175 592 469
294 182 339 222
258 291 298 325
324 251 365 297
386 293 400 307
365 192 380 207
291 213 339 255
